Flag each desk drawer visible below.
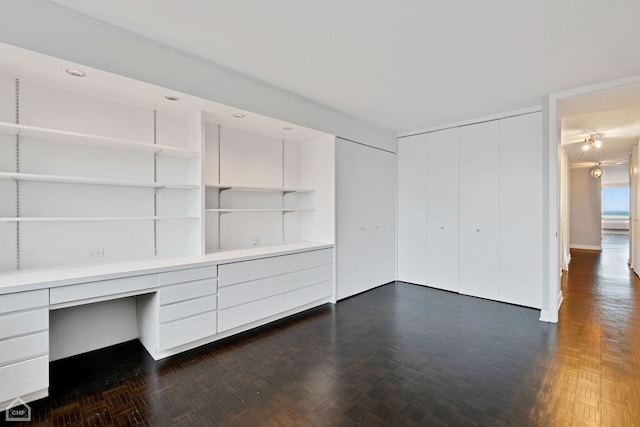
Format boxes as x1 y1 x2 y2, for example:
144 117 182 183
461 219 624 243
50 274 157 305
158 310 217 351
158 265 217 286
0 309 48 340
0 289 48 314
0 332 48 366
0 356 49 404
159 295 217 324
158 278 217 305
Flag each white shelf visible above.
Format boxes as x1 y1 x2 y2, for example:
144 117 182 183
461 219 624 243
0 216 198 223
0 172 198 190
205 183 314 193
0 122 198 159
205 208 314 213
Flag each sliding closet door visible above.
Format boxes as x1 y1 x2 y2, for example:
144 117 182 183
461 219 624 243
499 113 543 307
397 134 427 285
426 128 459 292
459 121 500 300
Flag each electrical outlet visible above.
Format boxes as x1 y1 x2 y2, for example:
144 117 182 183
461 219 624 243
87 248 104 258
251 236 259 247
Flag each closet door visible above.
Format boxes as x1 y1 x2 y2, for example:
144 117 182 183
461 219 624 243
336 139 371 299
397 134 427 285
499 113 543 308
368 147 397 287
426 128 459 292
459 121 500 300
336 139 397 300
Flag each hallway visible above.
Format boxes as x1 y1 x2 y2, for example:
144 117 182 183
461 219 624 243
555 234 640 425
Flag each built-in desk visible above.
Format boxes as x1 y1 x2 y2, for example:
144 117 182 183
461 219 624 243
0 242 334 409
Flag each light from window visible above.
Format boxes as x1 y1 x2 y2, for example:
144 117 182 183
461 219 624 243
602 187 629 216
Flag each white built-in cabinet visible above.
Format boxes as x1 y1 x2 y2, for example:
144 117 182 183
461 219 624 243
397 112 543 308
336 138 396 300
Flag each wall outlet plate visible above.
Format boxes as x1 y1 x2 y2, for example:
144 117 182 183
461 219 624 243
87 248 104 258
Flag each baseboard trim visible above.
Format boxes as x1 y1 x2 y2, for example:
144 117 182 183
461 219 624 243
570 244 602 251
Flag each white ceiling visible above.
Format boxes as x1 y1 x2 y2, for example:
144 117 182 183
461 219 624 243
43 0 640 134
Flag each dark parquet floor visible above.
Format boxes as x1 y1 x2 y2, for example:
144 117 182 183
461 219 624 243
4 235 640 426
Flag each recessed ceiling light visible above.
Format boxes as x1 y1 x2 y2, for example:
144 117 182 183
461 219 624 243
233 113 245 118
616 162 623 165
282 126 293 131
65 68 86 77
164 95 179 101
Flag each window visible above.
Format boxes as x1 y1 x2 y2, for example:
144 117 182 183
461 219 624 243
602 187 629 216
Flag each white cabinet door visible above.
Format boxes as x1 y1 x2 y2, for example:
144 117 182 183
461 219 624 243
397 134 427 285
336 139 396 299
336 139 373 299
368 147 397 287
499 112 543 308
426 128 460 292
459 121 500 300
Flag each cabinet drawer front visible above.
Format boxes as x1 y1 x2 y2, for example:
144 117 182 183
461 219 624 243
158 310 217 351
285 249 333 272
0 309 48 340
50 274 157 305
218 294 284 332
158 265 218 286
287 280 333 309
0 332 48 366
159 295 217 324
0 289 49 314
0 355 49 404
159 278 217 305
218 256 286 287
218 264 333 309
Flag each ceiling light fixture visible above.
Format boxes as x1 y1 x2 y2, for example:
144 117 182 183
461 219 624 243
582 133 603 151
164 95 179 101
590 163 605 179
65 68 86 77
233 113 245 119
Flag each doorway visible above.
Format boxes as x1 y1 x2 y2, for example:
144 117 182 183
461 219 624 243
550 79 640 324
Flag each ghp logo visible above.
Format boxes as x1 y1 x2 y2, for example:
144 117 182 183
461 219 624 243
5 397 31 422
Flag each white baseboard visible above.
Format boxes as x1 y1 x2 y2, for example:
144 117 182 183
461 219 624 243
570 244 602 251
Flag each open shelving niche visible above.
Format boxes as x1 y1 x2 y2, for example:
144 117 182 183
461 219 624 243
0 76 202 271
202 121 334 253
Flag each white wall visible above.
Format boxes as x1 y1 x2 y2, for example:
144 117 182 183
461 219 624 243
570 167 602 250
0 2 396 153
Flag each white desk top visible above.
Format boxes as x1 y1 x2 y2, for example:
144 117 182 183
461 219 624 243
0 241 333 295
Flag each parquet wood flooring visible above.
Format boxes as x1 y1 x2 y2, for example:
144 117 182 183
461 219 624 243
4 235 639 426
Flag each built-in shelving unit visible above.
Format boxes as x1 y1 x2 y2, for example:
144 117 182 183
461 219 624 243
0 43 334 273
